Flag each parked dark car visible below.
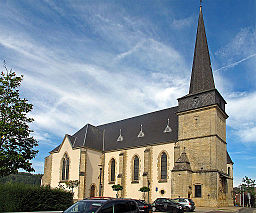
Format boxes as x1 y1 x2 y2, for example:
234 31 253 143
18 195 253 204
63 198 139 213
133 200 151 213
151 198 184 213
172 198 195 212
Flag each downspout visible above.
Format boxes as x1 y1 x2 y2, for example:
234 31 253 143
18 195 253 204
101 129 106 196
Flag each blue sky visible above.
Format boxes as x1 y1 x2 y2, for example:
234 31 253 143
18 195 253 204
0 0 255 186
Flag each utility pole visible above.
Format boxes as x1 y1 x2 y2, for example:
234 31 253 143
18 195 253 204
243 189 245 207
240 185 242 207
147 180 150 203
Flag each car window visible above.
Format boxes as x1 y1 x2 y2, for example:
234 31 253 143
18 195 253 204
167 200 175 204
99 202 114 213
180 198 186 202
129 201 137 211
114 201 130 213
157 198 164 202
136 200 144 205
64 201 105 213
171 199 179 203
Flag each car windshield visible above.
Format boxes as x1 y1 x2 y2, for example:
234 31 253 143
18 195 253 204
156 198 174 204
166 199 175 204
63 200 106 213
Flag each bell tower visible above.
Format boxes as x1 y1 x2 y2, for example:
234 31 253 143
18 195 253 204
172 5 232 207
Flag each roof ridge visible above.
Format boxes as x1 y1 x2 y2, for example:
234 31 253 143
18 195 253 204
97 106 178 128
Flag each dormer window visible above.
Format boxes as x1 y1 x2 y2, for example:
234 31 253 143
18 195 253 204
117 129 123 142
164 118 172 133
137 124 145 138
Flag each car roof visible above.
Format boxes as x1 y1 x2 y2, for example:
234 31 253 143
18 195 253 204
82 198 137 202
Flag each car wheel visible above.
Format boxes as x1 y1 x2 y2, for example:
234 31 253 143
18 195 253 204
185 207 190 212
152 206 156 212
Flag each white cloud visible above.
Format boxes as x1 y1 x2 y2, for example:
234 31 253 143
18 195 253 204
172 16 193 30
215 53 256 72
30 160 45 174
216 28 256 61
233 176 242 187
0 24 188 143
227 92 256 143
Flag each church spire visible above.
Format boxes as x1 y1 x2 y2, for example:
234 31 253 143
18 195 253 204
189 5 215 94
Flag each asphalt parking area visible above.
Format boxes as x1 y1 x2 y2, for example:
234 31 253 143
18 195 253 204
193 207 256 213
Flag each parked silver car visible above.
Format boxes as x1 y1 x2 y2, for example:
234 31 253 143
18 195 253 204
172 198 195 212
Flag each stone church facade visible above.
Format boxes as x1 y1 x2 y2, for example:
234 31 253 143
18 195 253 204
42 6 234 207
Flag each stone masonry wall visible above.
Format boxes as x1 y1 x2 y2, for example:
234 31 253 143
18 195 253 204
176 105 231 207
41 154 52 186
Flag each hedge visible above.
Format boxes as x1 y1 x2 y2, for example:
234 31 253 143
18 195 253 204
0 183 73 212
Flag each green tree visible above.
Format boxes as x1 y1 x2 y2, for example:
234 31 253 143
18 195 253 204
139 186 150 200
112 184 123 198
241 176 256 196
0 172 43 185
64 180 80 193
0 62 38 177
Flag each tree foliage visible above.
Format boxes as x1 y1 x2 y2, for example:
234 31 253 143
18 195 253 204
112 184 123 198
139 186 150 192
139 186 150 201
112 184 123 192
0 62 38 177
64 180 80 193
0 183 73 211
0 172 42 185
241 176 256 196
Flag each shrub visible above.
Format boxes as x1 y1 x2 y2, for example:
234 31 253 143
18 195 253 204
0 183 73 212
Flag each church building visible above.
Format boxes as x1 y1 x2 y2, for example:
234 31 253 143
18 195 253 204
42 5 234 207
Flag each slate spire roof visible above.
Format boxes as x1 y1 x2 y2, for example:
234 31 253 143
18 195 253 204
189 6 215 94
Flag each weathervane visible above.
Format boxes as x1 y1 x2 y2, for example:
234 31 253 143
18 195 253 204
200 0 202 7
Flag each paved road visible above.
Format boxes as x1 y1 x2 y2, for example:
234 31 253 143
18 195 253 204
194 207 256 213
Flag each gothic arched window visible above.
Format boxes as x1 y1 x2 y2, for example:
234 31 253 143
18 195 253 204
133 156 139 181
110 159 116 182
61 154 69 180
161 152 167 180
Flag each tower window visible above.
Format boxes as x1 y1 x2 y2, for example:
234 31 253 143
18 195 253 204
195 185 202 197
228 167 230 176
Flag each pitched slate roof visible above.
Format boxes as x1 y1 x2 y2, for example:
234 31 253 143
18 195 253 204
50 106 178 153
189 6 215 95
98 106 178 151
